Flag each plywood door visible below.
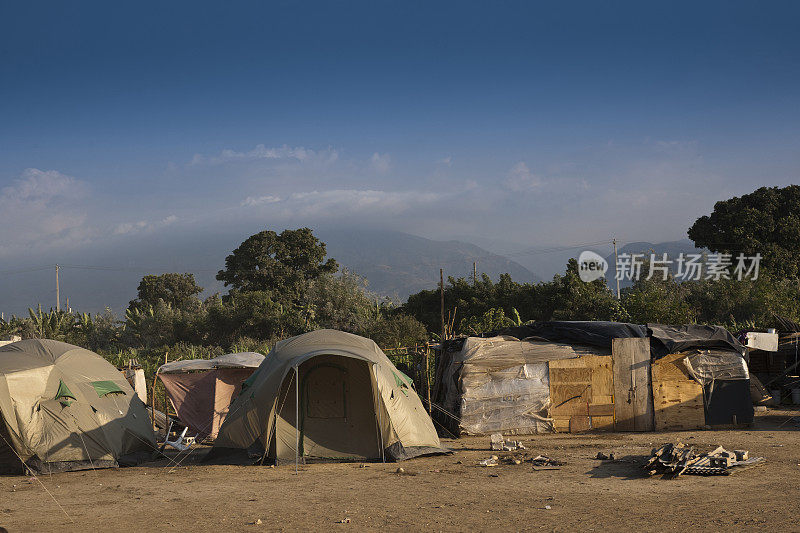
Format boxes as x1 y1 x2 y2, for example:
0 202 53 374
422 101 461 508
651 353 705 431
611 338 653 431
548 355 614 433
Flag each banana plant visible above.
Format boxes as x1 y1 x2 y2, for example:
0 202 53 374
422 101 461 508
28 304 74 340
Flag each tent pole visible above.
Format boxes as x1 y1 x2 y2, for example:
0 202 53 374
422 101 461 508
295 365 299 474
375 363 385 463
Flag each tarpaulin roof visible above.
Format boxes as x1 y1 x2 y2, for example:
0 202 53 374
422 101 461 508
482 321 647 349
480 321 744 359
158 352 265 374
646 323 745 357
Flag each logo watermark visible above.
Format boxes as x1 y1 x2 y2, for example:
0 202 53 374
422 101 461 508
578 252 762 282
578 250 608 282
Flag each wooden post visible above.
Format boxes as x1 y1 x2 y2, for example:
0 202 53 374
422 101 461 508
613 238 620 300
440 268 445 343
473 262 477 286
425 345 431 413
55 264 60 312
150 372 159 432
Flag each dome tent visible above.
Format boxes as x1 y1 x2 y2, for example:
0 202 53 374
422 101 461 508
211 330 448 463
0 340 156 474
157 352 265 439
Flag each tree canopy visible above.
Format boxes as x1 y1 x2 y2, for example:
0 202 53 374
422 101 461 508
216 227 338 300
129 273 203 312
688 185 800 278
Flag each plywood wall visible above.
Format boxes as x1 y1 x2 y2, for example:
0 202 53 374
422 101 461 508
548 355 614 433
651 352 705 430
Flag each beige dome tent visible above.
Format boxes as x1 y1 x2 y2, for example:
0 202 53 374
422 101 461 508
211 330 447 463
0 340 156 474
157 352 265 439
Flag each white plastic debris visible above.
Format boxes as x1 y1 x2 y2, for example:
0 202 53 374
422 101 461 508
479 455 499 467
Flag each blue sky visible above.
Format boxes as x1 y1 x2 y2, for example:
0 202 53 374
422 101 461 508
1 0 799 264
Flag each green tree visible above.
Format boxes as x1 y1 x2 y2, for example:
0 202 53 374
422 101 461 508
307 269 379 333
621 275 695 324
688 185 800 279
458 307 520 336
362 313 429 348
204 290 306 346
546 259 629 321
129 273 203 312
216 228 338 301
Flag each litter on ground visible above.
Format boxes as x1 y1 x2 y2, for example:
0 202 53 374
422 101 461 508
644 442 766 477
490 433 526 451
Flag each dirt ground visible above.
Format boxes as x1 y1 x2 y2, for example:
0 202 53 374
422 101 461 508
2 409 799 532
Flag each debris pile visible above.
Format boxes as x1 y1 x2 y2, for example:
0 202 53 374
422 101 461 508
644 442 766 477
490 433 526 451
530 455 563 470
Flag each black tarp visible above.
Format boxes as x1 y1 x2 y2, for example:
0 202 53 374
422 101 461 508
480 321 744 359
703 380 754 426
481 321 646 349
646 324 745 358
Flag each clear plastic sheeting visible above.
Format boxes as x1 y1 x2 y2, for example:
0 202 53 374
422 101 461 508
684 349 750 385
459 363 551 435
439 336 608 435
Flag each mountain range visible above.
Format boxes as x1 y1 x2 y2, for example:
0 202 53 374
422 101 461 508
0 228 700 317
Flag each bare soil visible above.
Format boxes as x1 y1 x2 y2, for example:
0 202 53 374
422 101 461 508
2 409 799 532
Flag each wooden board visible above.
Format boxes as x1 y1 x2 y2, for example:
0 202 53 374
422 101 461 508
612 338 654 431
549 355 615 432
569 415 591 433
588 403 614 417
651 353 705 430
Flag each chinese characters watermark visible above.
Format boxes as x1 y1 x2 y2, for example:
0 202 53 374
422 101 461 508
610 252 761 282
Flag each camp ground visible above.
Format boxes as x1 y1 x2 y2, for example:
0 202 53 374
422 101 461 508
0 325 797 531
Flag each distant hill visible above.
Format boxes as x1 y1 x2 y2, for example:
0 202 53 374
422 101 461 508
0 228 540 316
318 229 540 300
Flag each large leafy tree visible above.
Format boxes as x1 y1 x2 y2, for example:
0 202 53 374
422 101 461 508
129 273 203 312
688 185 800 279
216 228 338 301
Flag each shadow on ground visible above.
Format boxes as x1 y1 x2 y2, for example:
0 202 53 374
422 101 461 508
586 455 649 480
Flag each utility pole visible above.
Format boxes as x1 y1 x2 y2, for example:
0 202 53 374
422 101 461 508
55 264 60 312
473 261 477 286
612 239 620 300
440 268 445 343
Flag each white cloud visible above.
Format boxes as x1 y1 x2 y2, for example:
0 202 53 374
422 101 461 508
369 152 391 174
504 162 544 192
437 156 453 166
113 215 178 236
241 195 281 207
1 168 85 204
241 189 441 219
0 169 93 256
190 144 339 166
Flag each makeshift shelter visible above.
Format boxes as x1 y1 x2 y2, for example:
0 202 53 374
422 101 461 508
157 352 265 439
0 339 156 474
210 330 448 464
435 321 752 435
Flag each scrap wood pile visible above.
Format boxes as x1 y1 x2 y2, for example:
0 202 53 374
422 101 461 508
644 442 766 477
